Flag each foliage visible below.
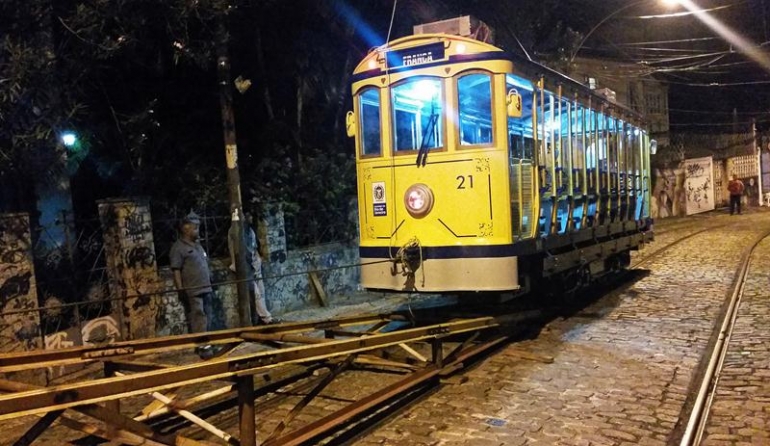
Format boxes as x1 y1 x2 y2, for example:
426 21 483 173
2 0 582 244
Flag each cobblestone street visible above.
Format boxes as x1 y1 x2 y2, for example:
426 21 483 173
3 211 770 446
356 210 770 446
703 234 770 445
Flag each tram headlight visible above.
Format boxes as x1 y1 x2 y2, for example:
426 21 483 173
404 184 434 218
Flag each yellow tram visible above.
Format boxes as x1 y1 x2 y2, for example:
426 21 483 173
346 19 653 293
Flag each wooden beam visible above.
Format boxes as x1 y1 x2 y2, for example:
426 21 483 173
135 385 229 422
114 372 238 445
308 272 328 307
398 343 428 363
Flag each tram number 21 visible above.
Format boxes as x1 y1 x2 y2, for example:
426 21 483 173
456 175 474 189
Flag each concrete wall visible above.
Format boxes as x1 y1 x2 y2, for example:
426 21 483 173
651 154 762 219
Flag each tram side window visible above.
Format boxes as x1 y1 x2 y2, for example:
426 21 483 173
458 73 493 146
392 78 443 152
506 75 535 160
359 88 382 156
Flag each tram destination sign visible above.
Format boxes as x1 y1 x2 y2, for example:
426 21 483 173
387 42 446 68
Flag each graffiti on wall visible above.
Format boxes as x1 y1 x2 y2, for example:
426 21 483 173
0 214 42 352
42 315 120 379
683 157 715 215
651 168 686 218
99 201 158 340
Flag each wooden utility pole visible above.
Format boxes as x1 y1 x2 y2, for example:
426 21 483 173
217 18 252 327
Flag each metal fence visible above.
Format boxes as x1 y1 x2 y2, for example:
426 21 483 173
31 213 110 336
14 200 357 338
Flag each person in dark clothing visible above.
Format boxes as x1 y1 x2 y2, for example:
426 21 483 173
727 175 745 215
170 215 220 359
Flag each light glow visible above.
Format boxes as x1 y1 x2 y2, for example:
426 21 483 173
412 80 439 102
674 0 770 74
407 190 426 211
61 132 77 147
404 184 434 218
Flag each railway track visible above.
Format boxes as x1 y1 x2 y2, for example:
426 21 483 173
0 218 737 446
676 227 770 445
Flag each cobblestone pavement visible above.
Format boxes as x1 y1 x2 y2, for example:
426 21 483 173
355 209 770 446
702 236 770 445
3 210 769 446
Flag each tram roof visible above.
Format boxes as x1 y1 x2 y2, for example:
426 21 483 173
353 33 647 126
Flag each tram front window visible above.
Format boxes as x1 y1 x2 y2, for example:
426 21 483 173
391 78 443 152
458 73 493 146
359 88 382 156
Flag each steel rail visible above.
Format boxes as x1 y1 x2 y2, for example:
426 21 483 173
679 229 770 445
0 313 400 372
0 316 497 420
264 335 511 446
631 223 728 269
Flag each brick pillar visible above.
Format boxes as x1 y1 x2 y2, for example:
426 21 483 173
98 198 158 340
0 213 43 353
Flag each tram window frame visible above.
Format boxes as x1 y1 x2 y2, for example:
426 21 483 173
585 109 597 171
506 74 535 161
358 87 383 158
390 76 446 155
456 71 495 149
572 102 585 192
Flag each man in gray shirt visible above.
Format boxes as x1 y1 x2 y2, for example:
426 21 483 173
171 216 217 358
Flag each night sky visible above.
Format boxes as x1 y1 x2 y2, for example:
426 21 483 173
522 0 770 130
367 0 770 130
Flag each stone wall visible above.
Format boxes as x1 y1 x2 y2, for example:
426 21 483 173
155 244 360 335
0 214 42 352
98 199 158 340
3 201 362 370
152 205 360 336
262 242 360 315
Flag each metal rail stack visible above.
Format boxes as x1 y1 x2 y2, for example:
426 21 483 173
0 313 504 446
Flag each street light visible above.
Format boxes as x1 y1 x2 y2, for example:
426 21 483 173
60 131 78 148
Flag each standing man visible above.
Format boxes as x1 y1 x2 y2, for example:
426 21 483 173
229 212 279 325
728 174 745 215
171 215 218 359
